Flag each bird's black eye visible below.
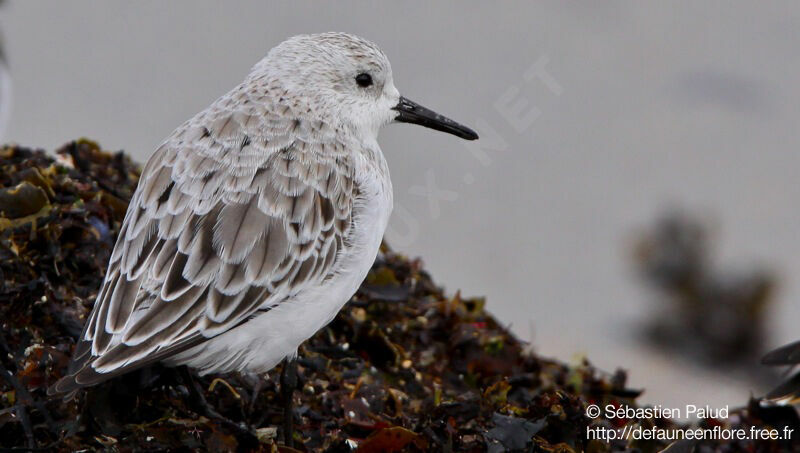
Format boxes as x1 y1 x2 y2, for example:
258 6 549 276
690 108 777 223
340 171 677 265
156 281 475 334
355 73 373 88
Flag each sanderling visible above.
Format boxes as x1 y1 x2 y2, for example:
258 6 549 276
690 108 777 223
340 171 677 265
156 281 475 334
49 32 477 441
762 341 800 404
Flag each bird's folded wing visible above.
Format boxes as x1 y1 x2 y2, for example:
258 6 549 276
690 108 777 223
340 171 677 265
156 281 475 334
50 99 355 396
762 340 800 365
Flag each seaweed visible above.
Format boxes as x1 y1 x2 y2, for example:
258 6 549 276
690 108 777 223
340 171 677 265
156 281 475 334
634 211 779 387
0 141 797 452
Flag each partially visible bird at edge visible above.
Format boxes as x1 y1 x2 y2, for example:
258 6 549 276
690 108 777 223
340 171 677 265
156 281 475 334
762 338 800 405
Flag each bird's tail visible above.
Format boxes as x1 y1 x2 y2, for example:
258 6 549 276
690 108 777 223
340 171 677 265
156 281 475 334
47 339 98 400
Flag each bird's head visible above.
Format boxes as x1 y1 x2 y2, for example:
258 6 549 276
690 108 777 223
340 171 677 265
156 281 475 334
249 32 478 142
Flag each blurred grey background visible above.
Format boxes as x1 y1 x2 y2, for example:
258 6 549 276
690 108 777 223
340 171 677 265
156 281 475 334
3 1 800 413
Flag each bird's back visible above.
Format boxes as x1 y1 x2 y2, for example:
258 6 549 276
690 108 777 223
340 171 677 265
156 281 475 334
50 80 366 396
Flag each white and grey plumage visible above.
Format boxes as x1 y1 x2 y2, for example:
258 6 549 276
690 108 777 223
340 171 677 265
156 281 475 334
51 32 477 396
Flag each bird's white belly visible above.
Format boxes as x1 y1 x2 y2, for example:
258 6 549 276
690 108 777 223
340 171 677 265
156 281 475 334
168 182 392 375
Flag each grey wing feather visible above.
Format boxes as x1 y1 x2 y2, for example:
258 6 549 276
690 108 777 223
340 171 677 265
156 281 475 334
762 340 800 365
50 89 356 397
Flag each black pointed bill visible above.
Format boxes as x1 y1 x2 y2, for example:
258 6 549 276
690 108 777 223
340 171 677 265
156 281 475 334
393 96 478 141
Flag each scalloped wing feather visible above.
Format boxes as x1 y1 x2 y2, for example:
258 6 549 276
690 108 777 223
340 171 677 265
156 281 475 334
50 89 356 395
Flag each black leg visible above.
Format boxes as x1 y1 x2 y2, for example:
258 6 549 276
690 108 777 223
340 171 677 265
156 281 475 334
280 358 297 447
179 367 253 438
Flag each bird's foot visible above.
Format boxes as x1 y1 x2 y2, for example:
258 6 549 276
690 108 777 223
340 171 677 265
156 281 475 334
179 367 255 441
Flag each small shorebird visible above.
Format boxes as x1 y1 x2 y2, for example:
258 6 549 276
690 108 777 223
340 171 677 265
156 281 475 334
762 341 800 404
49 32 477 443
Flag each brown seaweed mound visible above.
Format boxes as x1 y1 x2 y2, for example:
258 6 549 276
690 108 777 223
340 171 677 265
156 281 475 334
0 141 797 452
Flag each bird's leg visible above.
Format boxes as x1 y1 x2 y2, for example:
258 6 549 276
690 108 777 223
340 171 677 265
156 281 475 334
247 375 263 416
280 358 298 447
180 366 220 418
179 367 253 439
